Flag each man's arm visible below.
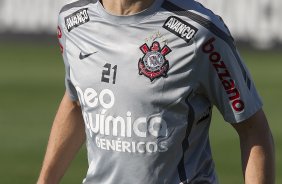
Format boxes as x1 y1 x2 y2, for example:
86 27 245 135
37 92 85 184
232 109 275 184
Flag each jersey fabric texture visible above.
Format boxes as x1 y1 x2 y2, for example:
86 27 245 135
57 0 263 183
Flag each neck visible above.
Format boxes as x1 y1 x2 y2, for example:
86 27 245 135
100 0 155 15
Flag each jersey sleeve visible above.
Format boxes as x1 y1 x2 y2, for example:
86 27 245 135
57 13 79 101
195 34 263 123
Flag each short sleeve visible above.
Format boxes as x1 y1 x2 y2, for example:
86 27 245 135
195 35 263 123
57 14 79 101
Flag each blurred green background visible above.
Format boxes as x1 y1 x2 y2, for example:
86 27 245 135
0 40 281 184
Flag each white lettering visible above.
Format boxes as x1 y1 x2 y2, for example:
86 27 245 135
76 86 170 154
99 109 106 135
89 113 99 134
172 22 182 31
122 141 131 152
133 117 147 138
95 137 169 154
126 111 132 137
165 17 174 27
148 116 168 137
76 87 115 109
146 142 158 153
177 24 188 34
84 88 98 108
185 29 196 40
106 139 115 150
99 89 115 109
136 142 146 153
105 116 126 137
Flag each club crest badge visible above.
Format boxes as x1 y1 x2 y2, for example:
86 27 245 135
138 41 171 81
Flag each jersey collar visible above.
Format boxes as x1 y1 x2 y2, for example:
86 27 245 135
97 0 165 25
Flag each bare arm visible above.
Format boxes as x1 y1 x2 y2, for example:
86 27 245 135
232 109 275 184
37 92 86 184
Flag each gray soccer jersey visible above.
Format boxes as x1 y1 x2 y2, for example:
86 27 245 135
57 0 262 183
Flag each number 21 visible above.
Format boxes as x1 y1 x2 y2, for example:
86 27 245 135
101 63 117 84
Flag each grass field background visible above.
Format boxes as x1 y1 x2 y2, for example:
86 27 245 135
0 40 281 184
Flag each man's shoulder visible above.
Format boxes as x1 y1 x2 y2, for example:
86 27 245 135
162 0 232 37
59 0 97 14
58 0 98 32
163 0 220 23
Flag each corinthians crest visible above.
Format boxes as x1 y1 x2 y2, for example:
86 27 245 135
138 41 171 81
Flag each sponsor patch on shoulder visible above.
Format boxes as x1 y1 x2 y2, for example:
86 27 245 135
65 8 90 32
163 16 198 43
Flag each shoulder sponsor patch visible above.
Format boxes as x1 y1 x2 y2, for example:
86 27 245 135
163 16 198 43
65 8 90 32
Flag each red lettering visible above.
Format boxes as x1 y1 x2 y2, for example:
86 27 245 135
227 88 240 101
218 69 231 81
232 100 245 112
202 37 215 53
57 26 62 39
209 52 221 63
59 42 63 54
222 79 235 91
212 61 226 71
202 37 245 112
